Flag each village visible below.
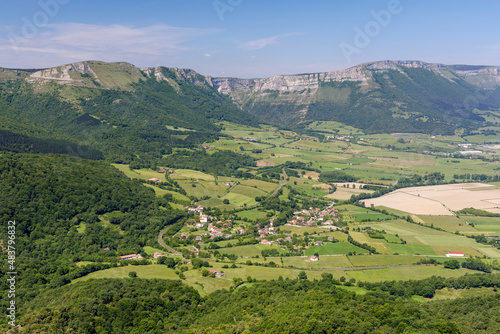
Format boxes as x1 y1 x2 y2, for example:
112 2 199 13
159 202 349 259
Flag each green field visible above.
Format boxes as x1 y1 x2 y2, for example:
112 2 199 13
73 264 179 282
345 266 478 283
237 208 268 220
385 244 437 255
73 265 232 295
305 242 369 256
383 234 403 243
348 255 420 267
240 179 277 193
352 213 395 222
463 217 500 234
418 215 478 233
215 244 279 257
112 164 167 181
170 169 215 181
144 184 191 201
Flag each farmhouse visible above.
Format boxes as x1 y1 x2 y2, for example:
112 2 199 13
148 178 161 184
120 254 142 260
315 241 323 246
209 269 225 278
153 252 165 258
260 239 272 245
310 255 319 261
446 252 465 257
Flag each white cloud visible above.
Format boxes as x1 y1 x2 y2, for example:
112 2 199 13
239 32 303 51
240 36 280 51
0 23 220 68
204 53 212 57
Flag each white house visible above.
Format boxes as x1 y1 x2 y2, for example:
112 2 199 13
446 252 465 257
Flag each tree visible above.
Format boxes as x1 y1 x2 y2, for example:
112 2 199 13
444 259 460 269
223 199 230 204
298 271 308 280
321 273 333 280
128 271 137 278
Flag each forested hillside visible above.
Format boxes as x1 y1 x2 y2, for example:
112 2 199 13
0 152 184 322
12 275 500 333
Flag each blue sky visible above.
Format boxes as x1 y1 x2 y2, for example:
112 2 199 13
1 0 499 77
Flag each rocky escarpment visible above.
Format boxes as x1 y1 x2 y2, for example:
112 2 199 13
207 60 500 105
202 60 500 132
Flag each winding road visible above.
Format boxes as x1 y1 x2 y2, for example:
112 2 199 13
270 167 288 197
158 225 183 256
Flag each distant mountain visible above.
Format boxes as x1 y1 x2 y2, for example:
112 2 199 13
1 60 499 162
207 60 500 134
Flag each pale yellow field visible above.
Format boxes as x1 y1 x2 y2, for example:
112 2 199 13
325 188 374 200
256 160 276 167
304 171 320 180
364 183 500 215
313 183 332 189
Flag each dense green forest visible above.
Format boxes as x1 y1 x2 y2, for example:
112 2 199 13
0 152 184 322
10 274 500 333
160 149 256 177
0 129 103 159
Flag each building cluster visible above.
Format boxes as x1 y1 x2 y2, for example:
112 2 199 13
326 134 353 141
181 209 247 243
286 206 341 228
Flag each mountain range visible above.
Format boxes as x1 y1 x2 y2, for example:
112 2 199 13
1 60 500 160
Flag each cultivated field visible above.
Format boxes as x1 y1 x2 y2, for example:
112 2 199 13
364 183 500 215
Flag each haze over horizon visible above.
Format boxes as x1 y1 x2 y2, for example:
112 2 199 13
1 0 499 78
